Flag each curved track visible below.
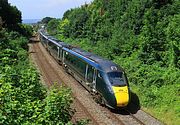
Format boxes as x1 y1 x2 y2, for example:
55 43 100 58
29 37 164 125
29 39 100 124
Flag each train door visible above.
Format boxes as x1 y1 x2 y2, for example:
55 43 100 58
62 50 65 64
59 48 63 61
57 47 63 61
93 69 97 91
86 65 97 91
62 50 67 66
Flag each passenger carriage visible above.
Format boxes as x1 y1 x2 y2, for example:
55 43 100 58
38 30 130 109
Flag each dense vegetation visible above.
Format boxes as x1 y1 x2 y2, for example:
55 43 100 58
0 1 84 124
46 0 180 124
0 0 33 37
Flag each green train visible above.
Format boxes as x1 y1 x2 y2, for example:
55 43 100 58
39 30 130 109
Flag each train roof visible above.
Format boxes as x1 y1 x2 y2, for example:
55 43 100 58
71 47 124 73
58 42 69 47
47 36 71 48
39 30 124 73
72 48 104 62
39 31 51 39
63 47 100 69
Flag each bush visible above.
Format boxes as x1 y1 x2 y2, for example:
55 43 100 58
0 31 76 124
36 85 73 124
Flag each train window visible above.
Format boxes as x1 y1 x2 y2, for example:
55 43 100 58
87 66 94 83
69 54 75 64
78 60 86 75
65 53 71 62
64 52 87 77
107 72 126 87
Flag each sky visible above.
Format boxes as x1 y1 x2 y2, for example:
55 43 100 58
8 0 93 19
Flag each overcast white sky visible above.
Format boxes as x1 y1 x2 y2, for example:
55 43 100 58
8 0 93 19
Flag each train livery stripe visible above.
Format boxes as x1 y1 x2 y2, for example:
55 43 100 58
112 86 129 107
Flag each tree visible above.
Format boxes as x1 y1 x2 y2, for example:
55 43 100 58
41 17 55 24
47 19 60 35
0 0 21 30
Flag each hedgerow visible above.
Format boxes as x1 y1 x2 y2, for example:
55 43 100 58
0 30 77 124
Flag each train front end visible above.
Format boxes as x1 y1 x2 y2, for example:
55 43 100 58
112 85 129 107
107 71 130 108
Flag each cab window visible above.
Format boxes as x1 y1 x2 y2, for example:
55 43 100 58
107 72 126 87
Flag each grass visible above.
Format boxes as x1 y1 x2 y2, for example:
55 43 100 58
131 84 180 125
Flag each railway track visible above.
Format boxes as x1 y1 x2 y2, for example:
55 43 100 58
97 104 144 125
29 40 100 124
29 37 164 125
30 40 59 87
124 109 145 125
72 98 99 125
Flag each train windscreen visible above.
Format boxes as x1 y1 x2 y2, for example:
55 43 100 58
107 72 127 87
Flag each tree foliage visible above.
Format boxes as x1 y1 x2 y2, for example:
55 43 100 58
0 0 21 30
47 19 60 35
41 17 55 24
55 0 179 69
0 30 76 124
0 0 33 37
0 1 80 124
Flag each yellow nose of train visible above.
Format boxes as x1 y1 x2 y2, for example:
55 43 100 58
112 86 129 107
